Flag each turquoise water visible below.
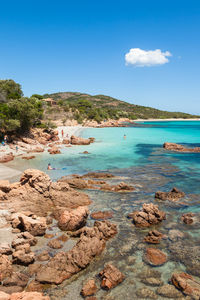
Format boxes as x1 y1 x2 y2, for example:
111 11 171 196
6 121 200 299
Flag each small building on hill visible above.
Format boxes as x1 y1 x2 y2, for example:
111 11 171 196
42 98 57 106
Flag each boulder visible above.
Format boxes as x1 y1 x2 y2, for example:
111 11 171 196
163 142 200 153
129 203 166 227
0 243 12 255
171 272 200 298
91 211 113 220
144 230 163 244
81 279 97 297
58 206 88 231
48 146 61 155
59 178 89 189
11 213 47 236
0 153 14 163
11 232 37 249
37 251 50 262
47 239 62 249
155 187 185 202
144 248 167 266
62 138 70 145
12 249 35 265
181 213 195 224
99 264 125 290
2 272 29 288
70 135 91 145
113 182 135 192
36 221 117 284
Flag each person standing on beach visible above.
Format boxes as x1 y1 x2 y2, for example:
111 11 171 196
61 129 64 138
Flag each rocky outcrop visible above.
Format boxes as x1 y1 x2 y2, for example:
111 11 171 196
70 135 91 145
99 264 125 290
91 211 113 220
0 255 13 281
81 279 97 297
62 138 70 144
155 187 185 201
58 206 88 231
11 232 37 249
35 221 117 284
144 248 167 266
82 172 114 179
47 239 62 249
181 213 195 224
48 146 61 155
163 142 200 153
144 230 164 244
12 248 35 265
11 213 47 236
128 203 166 227
0 153 14 163
171 272 200 298
0 243 12 255
0 169 91 216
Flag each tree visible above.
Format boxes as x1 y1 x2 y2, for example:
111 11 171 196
0 79 23 102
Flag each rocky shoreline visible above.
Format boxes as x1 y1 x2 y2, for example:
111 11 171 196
0 168 200 299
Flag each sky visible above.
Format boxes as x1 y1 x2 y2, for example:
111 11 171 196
0 0 200 114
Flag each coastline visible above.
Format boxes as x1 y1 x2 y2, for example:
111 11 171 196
134 118 200 122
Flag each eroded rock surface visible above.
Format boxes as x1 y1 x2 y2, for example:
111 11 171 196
58 206 88 231
128 203 166 227
181 213 195 224
81 279 97 297
155 187 185 202
144 248 167 266
144 230 164 244
171 272 200 299
99 264 125 290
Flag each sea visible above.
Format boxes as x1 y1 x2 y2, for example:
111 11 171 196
6 121 200 299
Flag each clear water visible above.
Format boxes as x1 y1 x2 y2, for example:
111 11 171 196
6 121 200 299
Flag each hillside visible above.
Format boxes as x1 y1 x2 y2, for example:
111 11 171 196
43 92 199 123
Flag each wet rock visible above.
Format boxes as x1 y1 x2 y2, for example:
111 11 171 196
163 142 200 153
22 156 35 160
0 153 14 163
48 146 61 155
138 268 162 280
29 146 44 153
136 287 158 299
181 213 195 224
47 239 63 249
0 255 13 281
99 264 125 290
36 221 117 284
144 230 163 244
129 203 166 227
156 284 184 298
113 182 135 192
71 135 91 145
9 291 50 299
37 251 50 262
0 243 12 255
81 279 97 297
91 211 113 220
82 151 89 154
82 172 114 179
12 213 47 236
58 206 88 231
144 248 167 266
12 249 35 265
12 232 37 248
59 178 90 189
155 187 185 202
141 277 163 286
44 234 54 239
171 272 200 299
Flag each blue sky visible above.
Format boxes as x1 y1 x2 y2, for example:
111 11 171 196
0 0 200 114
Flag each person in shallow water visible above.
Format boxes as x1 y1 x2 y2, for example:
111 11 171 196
47 163 53 170
124 134 126 139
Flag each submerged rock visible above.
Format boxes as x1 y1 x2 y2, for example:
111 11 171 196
163 142 200 153
36 221 117 284
155 187 185 202
136 287 158 299
144 230 164 244
99 264 125 290
156 284 184 298
129 203 166 227
144 247 167 266
171 272 200 299
181 213 195 224
91 211 113 220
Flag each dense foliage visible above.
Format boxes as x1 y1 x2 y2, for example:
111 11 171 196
0 80 23 102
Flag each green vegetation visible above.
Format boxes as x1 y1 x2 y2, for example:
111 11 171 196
47 92 200 122
0 80 23 102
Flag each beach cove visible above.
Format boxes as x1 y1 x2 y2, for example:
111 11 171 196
1 121 200 299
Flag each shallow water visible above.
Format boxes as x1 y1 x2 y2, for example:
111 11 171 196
5 121 200 299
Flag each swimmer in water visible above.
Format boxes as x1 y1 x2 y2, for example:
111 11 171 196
47 163 53 170
124 134 126 139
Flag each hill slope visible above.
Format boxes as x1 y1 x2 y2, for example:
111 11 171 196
43 92 199 123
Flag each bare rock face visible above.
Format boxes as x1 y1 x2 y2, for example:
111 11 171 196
91 211 113 220
59 178 90 190
155 187 185 202
12 249 35 265
36 221 117 284
129 203 166 227
2 272 29 289
11 213 47 236
181 213 195 224
11 232 37 249
58 206 88 231
0 243 12 255
0 153 14 163
70 135 91 145
171 272 200 298
163 142 200 153
81 279 97 297
144 230 164 244
0 255 13 282
99 264 125 290
144 248 167 266
8 291 50 300
0 169 91 216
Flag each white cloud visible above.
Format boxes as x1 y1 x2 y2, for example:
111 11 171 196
125 48 172 67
